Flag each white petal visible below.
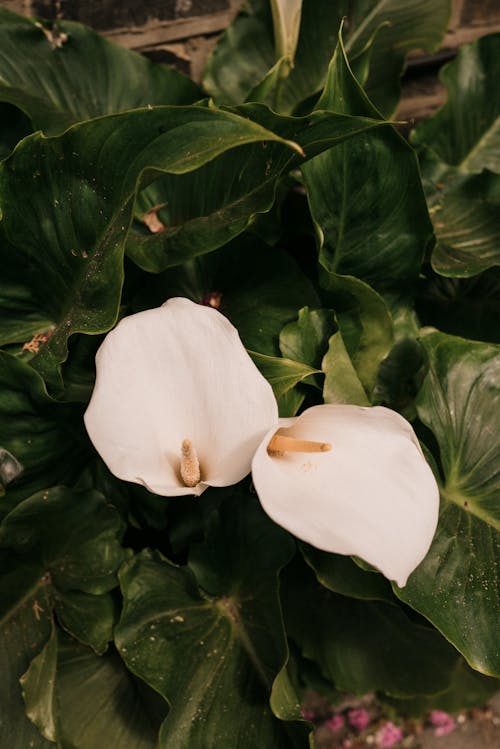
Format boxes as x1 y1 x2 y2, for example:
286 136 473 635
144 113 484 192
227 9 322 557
84 298 278 496
271 0 303 61
252 405 439 587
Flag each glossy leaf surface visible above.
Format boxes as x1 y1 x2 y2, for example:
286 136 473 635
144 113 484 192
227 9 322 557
412 33 500 173
204 0 449 116
21 630 166 749
282 561 458 698
116 493 308 749
0 352 89 515
0 8 200 134
302 31 433 293
0 486 126 652
395 332 500 676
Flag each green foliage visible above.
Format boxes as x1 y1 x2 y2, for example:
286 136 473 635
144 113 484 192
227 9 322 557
394 332 500 676
0 3 498 747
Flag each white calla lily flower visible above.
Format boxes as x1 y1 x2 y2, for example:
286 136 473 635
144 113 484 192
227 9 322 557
252 404 439 587
271 0 303 63
84 297 278 497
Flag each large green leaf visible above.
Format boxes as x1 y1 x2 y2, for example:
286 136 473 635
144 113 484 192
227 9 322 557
0 563 53 748
204 0 449 116
385 658 500 717
132 235 320 356
0 8 200 134
0 351 89 515
116 492 309 749
302 30 433 293
395 332 500 676
301 545 394 604
0 105 300 390
0 103 384 393
282 559 458 698
429 169 500 277
125 100 388 274
21 628 166 749
0 486 127 653
343 0 450 116
412 33 500 174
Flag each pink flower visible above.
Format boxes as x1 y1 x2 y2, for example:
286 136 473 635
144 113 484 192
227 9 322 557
325 713 345 732
375 721 404 748
429 710 456 736
348 708 371 731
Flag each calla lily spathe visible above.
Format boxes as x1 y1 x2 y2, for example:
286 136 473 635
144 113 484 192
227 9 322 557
84 298 278 496
252 404 440 587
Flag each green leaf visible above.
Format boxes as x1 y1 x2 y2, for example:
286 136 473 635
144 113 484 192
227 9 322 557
279 307 335 369
395 332 500 676
0 106 301 390
132 235 320 356
322 331 369 406
126 101 388 275
21 628 167 749
116 492 309 749
249 350 320 400
275 387 307 418
0 104 383 393
374 337 428 413
203 0 342 113
429 169 500 277
0 351 89 515
204 0 449 116
343 0 450 116
302 29 433 293
301 545 394 603
53 590 118 655
416 269 500 345
412 33 500 174
0 102 31 160
127 144 294 274
385 659 500 717
282 560 458 698
203 0 275 107
0 8 200 134
0 565 53 748
20 624 58 742
0 487 127 595
0 486 127 652
321 274 394 402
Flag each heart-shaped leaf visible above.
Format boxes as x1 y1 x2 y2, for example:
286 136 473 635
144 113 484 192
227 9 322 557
302 30 433 293
429 169 500 277
21 628 166 749
0 104 383 394
0 563 53 748
395 332 500 677
0 8 200 134
282 559 458 698
0 486 127 652
115 491 309 749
